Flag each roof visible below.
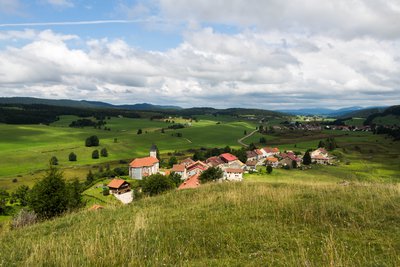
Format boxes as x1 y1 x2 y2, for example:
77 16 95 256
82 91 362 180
246 150 258 158
180 158 195 166
206 156 224 167
107 179 129 189
130 156 159 168
225 168 244 173
178 174 200 190
220 153 238 162
246 160 257 166
263 147 280 153
312 155 329 160
172 164 186 172
266 157 278 162
255 149 263 155
187 161 208 171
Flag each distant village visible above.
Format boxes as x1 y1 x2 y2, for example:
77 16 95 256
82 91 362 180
107 144 333 203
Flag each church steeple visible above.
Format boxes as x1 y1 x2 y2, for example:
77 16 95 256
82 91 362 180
150 144 158 158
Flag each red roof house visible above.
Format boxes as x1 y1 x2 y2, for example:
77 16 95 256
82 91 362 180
220 153 238 162
178 174 200 190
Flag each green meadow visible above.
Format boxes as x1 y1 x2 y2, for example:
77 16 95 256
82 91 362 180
0 180 398 266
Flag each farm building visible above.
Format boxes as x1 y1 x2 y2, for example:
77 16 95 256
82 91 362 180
107 179 131 195
223 168 244 181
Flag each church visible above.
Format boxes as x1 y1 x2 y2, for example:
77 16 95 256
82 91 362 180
129 144 160 180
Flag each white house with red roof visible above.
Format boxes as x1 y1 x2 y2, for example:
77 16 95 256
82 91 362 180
187 161 209 176
311 148 331 164
129 145 160 180
260 147 280 158
171 164 187 179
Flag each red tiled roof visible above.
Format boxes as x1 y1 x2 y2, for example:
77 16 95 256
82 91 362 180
220 153 238 162
107 179 129 189
130 156 159 168
246 150 258 158
180 158 195 166
225 168 244 173
266 157 278 162
206 156 224 167
178 174 200 190
312 155 329 160
246 160 257 166
255 149 263 155
172 164 185 172
263 147 280 153
187 161 208 171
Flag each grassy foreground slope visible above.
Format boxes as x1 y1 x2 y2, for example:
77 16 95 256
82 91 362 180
1 181 399 266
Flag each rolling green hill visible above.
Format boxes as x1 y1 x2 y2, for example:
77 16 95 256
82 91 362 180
0 180 398 266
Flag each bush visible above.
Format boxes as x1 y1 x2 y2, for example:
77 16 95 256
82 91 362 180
12 178 18 183
68 152 77 161
266 165 273 174
100 148 108 157
11 209 37 229
50 156 58 166
92 150 99 159
102 187 109 196
85 135 99 147
199 167 223 183
141 174 175 196
137 129 142 135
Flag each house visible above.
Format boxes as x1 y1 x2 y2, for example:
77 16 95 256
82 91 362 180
261 147 280 157
178 174 200 190
180 157 195 167
220 153 238 163
311 148 331 164
205 156 225 168
223 168 244 181
280 151 302 167
246 150 258 162
187 161 209 176
245 160 257 171
129 145 160 180
265 157 279 168
279 157 294 168
107 179 131 195
171 164 187 179
254 149 264 161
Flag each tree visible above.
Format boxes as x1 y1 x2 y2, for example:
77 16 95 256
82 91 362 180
168 156 178 167
141 174 175 196
248 143 257 150
318 140 326 148
85 135 99 147
137 129 142 135
244 130 247 136
259 137 267 144
233 148 247 163
0 189 9 215
100 148 108 157
28 166 68 219
114 138 118 143
86 170 95 185
199 167 223 183
68 152 77 161
161 128 165 133
169 172 182 187
66 178 83 210
92 150 99 159
50 156 58 166
12 185 29 206
266 165 273 174
303 150 312 165
326 137 338 151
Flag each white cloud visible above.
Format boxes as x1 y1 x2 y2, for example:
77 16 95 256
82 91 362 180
0 0 24 15
0 28 399 108
46 0 74 8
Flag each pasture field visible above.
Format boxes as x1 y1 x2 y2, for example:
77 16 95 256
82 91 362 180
0 115 257 186
0 180 398 266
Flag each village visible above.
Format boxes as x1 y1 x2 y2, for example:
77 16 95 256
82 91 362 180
107 144 334 203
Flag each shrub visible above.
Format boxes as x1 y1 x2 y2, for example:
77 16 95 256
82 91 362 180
68 152 77 161
12 178 18 183
137 129 142 135
141 174 175 196
50 156 58 166
85 135 99 147
92 150 99 159
100 148 108 157
199 167 223 183
266 165 273 174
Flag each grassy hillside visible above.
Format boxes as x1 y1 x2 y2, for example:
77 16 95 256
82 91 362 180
0 180 399 266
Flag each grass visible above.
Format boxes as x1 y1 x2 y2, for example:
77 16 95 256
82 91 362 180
0 180 399 266
0 115 256 186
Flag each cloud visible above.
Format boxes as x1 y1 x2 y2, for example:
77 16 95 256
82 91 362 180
46 0 74 8
0 0 24 15
157 0 400 39
0 28 399 108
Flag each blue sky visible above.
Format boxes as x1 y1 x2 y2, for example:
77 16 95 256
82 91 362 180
0 0 399 109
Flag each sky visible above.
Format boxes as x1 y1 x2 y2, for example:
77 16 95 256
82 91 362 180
0 0 399 109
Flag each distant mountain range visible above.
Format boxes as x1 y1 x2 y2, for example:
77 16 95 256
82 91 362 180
0 97 182 111
278 106 388 117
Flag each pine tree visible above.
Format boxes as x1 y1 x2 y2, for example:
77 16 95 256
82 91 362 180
303 150 312 165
